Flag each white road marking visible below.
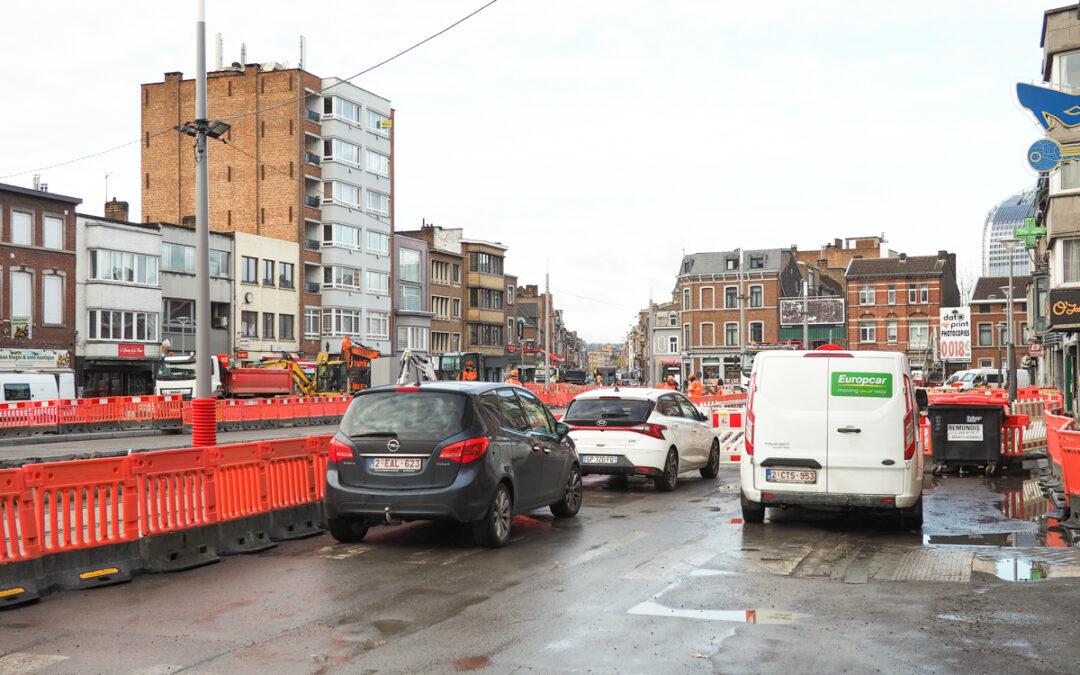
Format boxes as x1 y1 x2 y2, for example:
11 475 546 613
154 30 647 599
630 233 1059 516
319 545 373 560
0 653 69 674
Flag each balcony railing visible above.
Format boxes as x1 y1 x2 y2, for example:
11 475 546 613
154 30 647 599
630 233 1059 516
306 109 320 123
304 195 321 209
304 152 321 165
304 282 320 294
305 239 320 251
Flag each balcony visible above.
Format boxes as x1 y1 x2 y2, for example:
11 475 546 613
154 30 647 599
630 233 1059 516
304 282 320 294
305 238 320 251
305 195 321 209
306 109 320 123
304 152 320 165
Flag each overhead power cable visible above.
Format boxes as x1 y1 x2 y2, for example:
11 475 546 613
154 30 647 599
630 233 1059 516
0 0 499 181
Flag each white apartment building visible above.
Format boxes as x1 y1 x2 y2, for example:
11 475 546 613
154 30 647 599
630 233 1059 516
304 78 393 356
75 213 163 396
233 232 300 358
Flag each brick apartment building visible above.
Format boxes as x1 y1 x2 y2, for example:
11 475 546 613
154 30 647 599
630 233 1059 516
676 248 804 382
141 64 394 357
969 276 1031 370
463 238 512 381
795 235 890 289
845 251 961 373
0 182 81 375
397 224 465 359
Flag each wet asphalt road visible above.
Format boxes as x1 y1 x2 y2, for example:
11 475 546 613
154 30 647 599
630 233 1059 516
3 466 1080 673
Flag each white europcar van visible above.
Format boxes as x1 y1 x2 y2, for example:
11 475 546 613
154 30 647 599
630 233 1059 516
739 347 925 526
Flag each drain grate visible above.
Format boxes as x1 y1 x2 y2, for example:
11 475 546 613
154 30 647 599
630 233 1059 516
889 549 974 583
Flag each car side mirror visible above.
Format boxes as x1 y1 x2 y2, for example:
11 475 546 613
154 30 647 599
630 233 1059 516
697 412 708 422
915 389 928 412
555 422 570 437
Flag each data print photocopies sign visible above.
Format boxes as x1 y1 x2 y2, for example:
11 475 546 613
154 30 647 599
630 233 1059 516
939 307 971 363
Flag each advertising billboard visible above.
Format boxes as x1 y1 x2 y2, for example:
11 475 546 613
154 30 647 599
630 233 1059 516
779 296 845 326
939 307 971 363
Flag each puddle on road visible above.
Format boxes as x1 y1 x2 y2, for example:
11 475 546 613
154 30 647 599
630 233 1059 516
628 601 807 624
984 558 1050 582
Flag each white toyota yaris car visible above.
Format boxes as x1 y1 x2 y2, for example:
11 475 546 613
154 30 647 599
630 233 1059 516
564 388 722 491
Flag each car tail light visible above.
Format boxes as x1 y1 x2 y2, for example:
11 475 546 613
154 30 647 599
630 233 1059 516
629 423 666 439
745 374 756 456
438 436 491 464
903 375 916 461
396 386 420 392
328 437 354 463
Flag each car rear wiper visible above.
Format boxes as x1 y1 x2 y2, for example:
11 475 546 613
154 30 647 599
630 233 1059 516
349 432 399 438
600 412 630 418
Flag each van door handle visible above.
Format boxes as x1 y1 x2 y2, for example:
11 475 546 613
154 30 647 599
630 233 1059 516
837 426 861 434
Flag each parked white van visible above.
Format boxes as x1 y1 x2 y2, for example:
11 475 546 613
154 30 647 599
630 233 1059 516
0 373 76 402
740 347 924 526
943 368 1031 391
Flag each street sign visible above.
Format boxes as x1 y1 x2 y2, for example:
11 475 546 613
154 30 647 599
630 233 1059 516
1027 138 1062 171
939 307 971 363
1049 288 1080 329
1028 342 1044 357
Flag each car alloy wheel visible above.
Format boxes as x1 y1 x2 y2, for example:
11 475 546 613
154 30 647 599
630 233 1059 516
552 466 583 518
655 450 678 492
493 488 511 541
700 440 720 479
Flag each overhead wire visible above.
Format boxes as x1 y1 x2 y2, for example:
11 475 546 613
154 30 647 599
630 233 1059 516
0 0 499 181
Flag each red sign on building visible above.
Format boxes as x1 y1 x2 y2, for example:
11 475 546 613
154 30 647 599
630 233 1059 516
118 343 145 358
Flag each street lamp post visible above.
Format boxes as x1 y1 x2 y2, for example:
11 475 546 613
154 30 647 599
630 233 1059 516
1002 238 1022 403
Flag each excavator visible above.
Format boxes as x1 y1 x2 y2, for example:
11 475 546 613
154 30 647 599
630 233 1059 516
256 337 382 395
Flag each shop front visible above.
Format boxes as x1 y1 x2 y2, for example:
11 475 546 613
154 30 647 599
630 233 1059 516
1048 287 1080 413
79 342 161 397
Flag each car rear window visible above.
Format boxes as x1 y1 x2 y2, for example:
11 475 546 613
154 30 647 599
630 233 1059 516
341 392 468 438
564 397 653 427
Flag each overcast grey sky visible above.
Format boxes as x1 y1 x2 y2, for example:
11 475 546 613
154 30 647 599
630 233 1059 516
0 1 1055 342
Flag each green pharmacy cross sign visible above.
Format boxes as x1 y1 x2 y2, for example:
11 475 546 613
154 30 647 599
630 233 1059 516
1015 217 1045 250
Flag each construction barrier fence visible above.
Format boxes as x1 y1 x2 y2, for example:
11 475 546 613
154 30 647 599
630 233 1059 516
0 435 332 608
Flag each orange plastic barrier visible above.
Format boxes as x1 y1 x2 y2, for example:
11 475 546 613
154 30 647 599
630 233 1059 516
0 468 38 563
209 442 267 522
263 438 317 510
129 447 214 536
308 436 330 502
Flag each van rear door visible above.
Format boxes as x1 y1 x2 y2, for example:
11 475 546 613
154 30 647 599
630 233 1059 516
753 355 828 494
826 357 905 496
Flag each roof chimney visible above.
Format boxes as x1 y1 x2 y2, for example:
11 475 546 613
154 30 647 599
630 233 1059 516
833 238 842 248
105 198 129 222
899 253 907 262
215 33 223 70
938 249 948 260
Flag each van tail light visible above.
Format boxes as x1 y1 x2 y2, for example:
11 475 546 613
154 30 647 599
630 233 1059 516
629 423 667 439
744 373 756 456
438 436 491 464
328 437 354 463
903 375 916 460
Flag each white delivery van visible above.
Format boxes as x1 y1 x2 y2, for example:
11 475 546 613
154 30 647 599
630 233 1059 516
740 347 924 526
944 368 1031 391
0 372 75 402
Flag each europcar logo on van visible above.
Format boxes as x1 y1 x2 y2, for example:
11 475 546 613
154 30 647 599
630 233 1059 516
831 372 893 398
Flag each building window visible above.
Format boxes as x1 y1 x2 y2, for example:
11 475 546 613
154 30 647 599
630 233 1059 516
859 284 875 305
726 257 738 270
701 323 715 346
432 261 451 284
467 323 504 347
749 285 763 308
451 332 461 350
279 314 294 340
162 243 195 274
469 251 504 275
979 358 994 368
262 260 275 286
748 321 764 343
209 250 229 277
365 270 389 295
978 322 993 346
887 286 896 305
42 275 63 325
324 181 361 207
668 336 678 353
683 288 691 310
326 96 361 124
469 287 504 310
324 223 361 249
242 256 257 283
700 287 714 309
978 303 990 313
887 319 898 343
432 296 450 320
506 285 515 305
241 311 258 338
91 250 160 285
397 325 429 351
321 308 362 336
10 270 31 323
365 230 390 256
859 320 876 343
1055 49 1080 90
366 190 390 216
724 287 738 309
909 319 930 349
683 324 691 348
87 309 158 342
10 211 31 246
919 284 929 304
323 138 361 166
400 249 421 283
400 285 421 311
451 298 462 318
749 255 764 269
451 264 461 284
324 266 361 289
366 109 390 136
367 311 389 339
432 332 450 353
907 283 917 304
165 299 195 333
43 216 63 250
262 312 275 339
668 312 677 327
279 262 294 289
724 322 739 346
365 149 390 177
304 308 320 338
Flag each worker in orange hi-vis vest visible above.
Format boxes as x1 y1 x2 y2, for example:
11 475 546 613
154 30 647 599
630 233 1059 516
460 360 479 381
659 376 677 390
687 373 705 398
504 369 523 386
